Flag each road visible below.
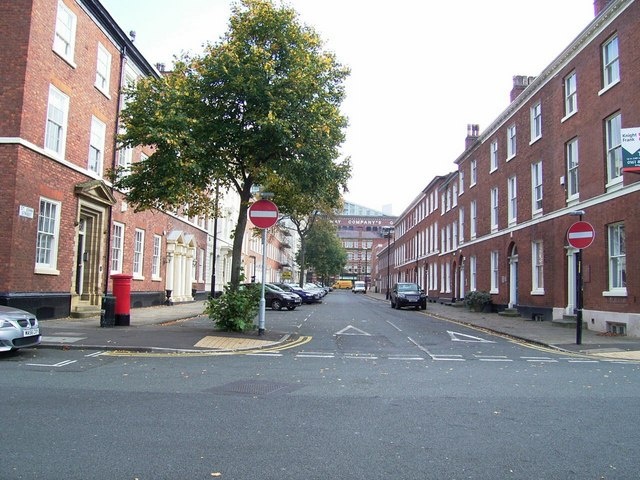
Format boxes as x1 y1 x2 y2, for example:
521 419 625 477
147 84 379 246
2 291 639 479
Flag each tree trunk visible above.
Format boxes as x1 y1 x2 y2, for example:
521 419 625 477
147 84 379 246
230 183 253 288
298 237 306 287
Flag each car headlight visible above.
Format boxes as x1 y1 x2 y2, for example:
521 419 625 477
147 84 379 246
397 293 407 299
0 319 16 329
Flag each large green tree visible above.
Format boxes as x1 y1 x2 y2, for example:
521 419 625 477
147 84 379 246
114 0 350 288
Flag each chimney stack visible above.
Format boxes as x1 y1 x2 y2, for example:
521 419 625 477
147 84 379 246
510 75 536 102
465 124 480 150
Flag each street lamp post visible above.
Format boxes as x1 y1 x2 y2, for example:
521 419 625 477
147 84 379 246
364 245 368 292
383 227 394 299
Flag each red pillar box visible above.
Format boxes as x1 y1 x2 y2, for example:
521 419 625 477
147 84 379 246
111 274 133 326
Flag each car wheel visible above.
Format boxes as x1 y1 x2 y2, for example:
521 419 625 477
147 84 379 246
415 305 420 310
287 305 296 311
390 301 395 308
271 299 283 310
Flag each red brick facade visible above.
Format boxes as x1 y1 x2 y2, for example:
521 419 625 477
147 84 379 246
0 0 207 318
387 0 640 336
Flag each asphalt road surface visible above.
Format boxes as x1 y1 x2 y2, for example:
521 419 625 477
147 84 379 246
2 291 638 479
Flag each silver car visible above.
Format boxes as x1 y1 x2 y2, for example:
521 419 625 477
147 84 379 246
0 305 41 352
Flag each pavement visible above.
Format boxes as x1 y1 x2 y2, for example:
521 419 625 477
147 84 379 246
37 291 640 361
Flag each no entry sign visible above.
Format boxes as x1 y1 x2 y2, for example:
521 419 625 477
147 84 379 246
248 199 279 229
567 221 595 249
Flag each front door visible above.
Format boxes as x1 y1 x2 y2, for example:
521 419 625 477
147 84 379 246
508 249 518 308
75 218 86 295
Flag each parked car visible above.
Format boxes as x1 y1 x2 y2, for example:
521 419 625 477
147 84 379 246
304 283 327 297
240 283 302 310
316 283 333 292
313 282 331 294
352 281 366 293
0 306 41 352
390 283 427 310
270 283 321 304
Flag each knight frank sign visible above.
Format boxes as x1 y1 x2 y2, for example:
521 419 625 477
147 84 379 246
622 127 640 173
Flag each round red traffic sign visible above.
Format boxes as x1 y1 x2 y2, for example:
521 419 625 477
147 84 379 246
248 199 279 229
567 221 595 249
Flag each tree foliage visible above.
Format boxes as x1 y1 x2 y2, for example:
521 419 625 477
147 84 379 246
113 0 351 287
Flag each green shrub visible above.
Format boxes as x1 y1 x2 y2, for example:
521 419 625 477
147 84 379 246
205 284 260 332
464 290 492 311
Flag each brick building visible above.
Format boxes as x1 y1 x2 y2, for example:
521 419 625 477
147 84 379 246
0 0 209 318
385 0 640 336
334 202 395 288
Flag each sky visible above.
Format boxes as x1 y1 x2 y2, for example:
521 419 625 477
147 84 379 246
100 0 596 215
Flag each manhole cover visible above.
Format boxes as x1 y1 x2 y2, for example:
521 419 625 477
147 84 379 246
212 380 299 396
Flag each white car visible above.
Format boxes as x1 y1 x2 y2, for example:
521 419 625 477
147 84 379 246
352 281 366 293
0 306 41 352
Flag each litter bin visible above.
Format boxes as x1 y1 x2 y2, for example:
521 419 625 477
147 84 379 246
111 274 133 326
100 294 116 328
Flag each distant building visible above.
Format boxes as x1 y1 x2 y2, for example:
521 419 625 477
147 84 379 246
334 202 395 287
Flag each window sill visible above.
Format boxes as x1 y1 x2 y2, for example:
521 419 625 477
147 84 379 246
529 136 541 146
94 84 111 100
34 267 60 276
603 289 627 297
506 154 516 162
561 110 577 123
605 177 623 192
566 196 580 207
52 49 77 69
598 79 620 96
531 289 545 296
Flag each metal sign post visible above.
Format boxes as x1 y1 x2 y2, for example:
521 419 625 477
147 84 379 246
567 217 594 345
259 228 267 335
248 199 279 336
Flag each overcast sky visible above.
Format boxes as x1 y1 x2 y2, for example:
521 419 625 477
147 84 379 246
101 0 596 215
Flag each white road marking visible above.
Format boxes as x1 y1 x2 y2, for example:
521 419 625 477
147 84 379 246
343 353 378 360
386 321 402 332
26 360 77 368
522 356 558 363
431 356 466 362
85 351 106 357
447 331 495 343
296 352 335 358
388 355 424 361
247 353 283 357
334 325 371 336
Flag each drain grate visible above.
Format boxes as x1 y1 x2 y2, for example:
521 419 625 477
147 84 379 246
212 380 299 396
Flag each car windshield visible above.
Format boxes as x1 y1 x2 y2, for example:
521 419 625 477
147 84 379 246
398 283 420 292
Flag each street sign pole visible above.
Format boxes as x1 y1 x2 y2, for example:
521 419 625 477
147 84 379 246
567 217 594 345
576 248 583 345
258 228 267 335
248 198 279 336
